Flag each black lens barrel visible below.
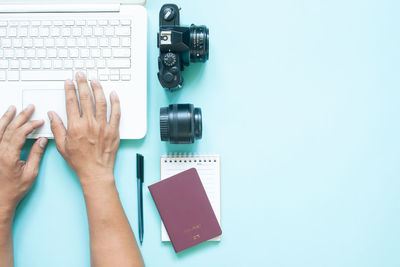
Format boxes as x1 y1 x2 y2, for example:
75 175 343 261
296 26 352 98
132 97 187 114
160 104 202 144
189 25 209 63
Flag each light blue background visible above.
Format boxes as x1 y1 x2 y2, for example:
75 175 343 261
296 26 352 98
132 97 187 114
12 0 400 266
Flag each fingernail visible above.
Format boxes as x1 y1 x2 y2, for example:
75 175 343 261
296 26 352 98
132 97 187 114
91 79 100 85
7 105 15 113
47 111 53 121
39 138 48 148
111 90 118 100
77 72 86 78
65 79 74 85
25 104 34 112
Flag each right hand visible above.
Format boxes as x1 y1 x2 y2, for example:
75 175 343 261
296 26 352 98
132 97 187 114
48 72 121 186
0 105 47 216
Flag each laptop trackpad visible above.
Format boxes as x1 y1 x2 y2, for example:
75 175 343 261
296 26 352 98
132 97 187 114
23 89 67 137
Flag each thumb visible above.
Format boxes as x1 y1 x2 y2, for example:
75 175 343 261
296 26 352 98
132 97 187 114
24 137 48 180
48 111 66 153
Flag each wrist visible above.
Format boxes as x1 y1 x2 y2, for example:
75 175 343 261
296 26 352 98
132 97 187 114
0 206 15 227
80 173 116 196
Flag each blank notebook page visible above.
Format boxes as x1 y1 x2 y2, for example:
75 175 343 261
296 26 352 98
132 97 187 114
160 154 221 242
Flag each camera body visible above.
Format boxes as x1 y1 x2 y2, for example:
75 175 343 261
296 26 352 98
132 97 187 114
157 4 209 90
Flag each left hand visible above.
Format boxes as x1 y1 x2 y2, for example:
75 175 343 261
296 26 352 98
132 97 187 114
0 105 47 218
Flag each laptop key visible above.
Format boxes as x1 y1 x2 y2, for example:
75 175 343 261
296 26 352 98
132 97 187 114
121 20 131 26
31 60 41 69
121 74 131 81
98 20 108 26
107 59 130 68
20 60 30 69
41 20 51 26
7 71 19 81
110 20 119 26
43 60 52 69
112 48 130 58
64 20 74 26
10 60 19 69
21 70 72 81
4 49 14 58
20 21 29 26
115 26 130 36
2 39 11 48
87 20 96 26
99 74 108 81
41 21 52 26
121 37 131 47
76 20 85 26
0 60 8 68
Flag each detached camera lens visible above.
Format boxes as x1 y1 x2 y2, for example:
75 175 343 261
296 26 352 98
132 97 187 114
189 25 209 63
160 104 202 144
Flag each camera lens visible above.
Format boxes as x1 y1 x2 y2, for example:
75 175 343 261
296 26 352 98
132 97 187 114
160 104 202 144
189 24 209 63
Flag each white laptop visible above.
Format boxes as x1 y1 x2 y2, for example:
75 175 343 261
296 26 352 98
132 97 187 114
0 0 147 139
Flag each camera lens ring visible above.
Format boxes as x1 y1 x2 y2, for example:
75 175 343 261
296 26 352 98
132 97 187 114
160 104 203 144
194 108 202 139
189 24 209 63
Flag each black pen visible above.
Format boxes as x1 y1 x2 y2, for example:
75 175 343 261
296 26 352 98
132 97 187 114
136 153 144 245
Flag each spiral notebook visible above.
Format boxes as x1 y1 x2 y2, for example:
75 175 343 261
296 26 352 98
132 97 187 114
160 154 221 242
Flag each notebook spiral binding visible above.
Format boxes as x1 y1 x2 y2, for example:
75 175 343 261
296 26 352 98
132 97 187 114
162 153 219 163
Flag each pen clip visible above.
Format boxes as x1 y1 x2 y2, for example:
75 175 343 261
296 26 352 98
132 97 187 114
136 153 144 182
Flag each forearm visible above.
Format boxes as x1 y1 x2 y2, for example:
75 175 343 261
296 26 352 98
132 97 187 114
0 208 14 267
81 176 144 267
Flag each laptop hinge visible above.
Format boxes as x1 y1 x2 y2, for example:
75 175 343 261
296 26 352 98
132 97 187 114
0 4 120 13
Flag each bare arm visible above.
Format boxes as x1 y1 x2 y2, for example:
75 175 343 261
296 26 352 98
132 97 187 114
81 179 143 267
49 72 144 267
0 105 47 267
0 210 13 267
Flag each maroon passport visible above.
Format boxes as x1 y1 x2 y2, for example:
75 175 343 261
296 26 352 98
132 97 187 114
148 168 222 253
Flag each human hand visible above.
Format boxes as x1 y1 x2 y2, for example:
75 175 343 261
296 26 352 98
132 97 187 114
48 72 121 188
0 105 47 217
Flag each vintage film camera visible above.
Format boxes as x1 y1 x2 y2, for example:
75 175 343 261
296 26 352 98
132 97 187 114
157 4 209 90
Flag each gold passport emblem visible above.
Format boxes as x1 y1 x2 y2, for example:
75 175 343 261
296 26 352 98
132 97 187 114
184 224 202 240
193 234 200 240
184 224 202 233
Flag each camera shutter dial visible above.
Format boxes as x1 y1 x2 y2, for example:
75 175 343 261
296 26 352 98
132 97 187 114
163 72 174 83
170 66 179 74
163 52 177 67
162 7 176 21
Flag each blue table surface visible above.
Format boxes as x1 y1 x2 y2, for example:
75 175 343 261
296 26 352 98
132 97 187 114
12 0 400 266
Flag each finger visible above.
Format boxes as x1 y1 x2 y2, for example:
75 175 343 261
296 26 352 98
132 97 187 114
6 104 34 130
109 90 121 129
76 72 94 118
48 111 67 154
9 120 44 153
90 79 107 122
64 79 80 123
18 119 44 136
24 137 48 181
0 105 16 140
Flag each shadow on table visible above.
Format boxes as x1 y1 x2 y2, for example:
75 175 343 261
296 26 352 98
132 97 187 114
164 141 199 154
179 63 206 89
161 239 222 258
163 63 206 102
119 139 146 153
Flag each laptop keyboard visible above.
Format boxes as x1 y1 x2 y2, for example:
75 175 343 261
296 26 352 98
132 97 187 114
0 19 132 82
